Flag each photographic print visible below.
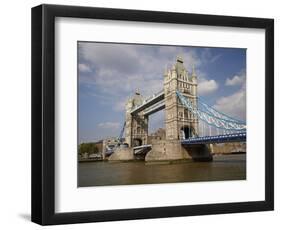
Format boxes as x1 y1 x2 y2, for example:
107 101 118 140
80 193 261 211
31 5 274 224
78 42 246 187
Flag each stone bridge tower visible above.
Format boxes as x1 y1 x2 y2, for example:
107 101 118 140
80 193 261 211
125 90 148 147
164 56 198 140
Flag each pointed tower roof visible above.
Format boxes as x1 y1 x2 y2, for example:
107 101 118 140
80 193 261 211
135 88 140 95
192 63 196 76
176 55 184 63
132 89 143 106
191 63 197 83
175 55 185 76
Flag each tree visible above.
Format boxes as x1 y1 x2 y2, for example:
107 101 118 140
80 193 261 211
78 142 99 154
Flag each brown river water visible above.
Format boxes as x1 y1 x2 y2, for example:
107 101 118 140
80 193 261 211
78 154 246 187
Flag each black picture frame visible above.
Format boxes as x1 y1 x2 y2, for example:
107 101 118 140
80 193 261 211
31 4 274 225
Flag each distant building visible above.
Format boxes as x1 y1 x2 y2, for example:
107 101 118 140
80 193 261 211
94 140 103 153
88 153 103 160
148 128 166 144
102 137 119 159
80 152 89 159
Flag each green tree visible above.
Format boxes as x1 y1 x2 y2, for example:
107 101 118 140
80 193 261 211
78 143 99 154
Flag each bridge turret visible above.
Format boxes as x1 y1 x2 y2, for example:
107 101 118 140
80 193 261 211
175 56 185 77
132 89 143 107
191 63 197 81
171 64 177 79
191 63 198 96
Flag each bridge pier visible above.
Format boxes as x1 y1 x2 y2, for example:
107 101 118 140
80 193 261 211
144 140 212 162
145 140 190 161
182 144 213 162
108 147 135 161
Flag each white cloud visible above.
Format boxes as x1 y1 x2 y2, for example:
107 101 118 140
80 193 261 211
198 79 218 95
214 87 246 120
214 69 246 120
98 122 120 129
78 63 91 72
225 70 246 86
225 73 245 86
201 48 221 64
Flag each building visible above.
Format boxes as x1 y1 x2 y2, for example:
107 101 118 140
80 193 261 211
102 137 119 158
148 128 166 144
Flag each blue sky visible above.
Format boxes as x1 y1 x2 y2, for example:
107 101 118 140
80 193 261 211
78 42 246 143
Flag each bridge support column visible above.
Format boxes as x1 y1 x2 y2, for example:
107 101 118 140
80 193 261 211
125 91 148 147
182 144 213 162
145 140 213 162
108 147 135 161
125 114 148 147
145 140 191 161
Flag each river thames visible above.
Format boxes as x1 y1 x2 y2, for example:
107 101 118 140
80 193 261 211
78 154 246 187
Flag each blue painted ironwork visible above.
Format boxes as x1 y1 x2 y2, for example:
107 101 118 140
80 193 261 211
176 90 246 131
181 132 246 145
198 96 245 123
118 121 126 142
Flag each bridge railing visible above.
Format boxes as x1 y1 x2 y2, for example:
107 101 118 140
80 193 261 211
181 132 246 144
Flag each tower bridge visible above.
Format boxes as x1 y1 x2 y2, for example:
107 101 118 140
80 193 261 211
125 56 200 148
111 56 246 162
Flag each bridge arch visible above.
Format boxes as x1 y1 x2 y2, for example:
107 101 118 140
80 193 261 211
180 126 196 139
132 138 143 147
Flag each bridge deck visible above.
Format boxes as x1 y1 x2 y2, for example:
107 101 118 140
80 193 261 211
133 144 152 150
130 90 164 115
181 132 246 145
143 101 165 116
133 144 152 155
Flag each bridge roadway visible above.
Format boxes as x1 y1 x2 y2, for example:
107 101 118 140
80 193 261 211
130 90 164 115
181 132 246 145
131 132 246 154
133 144 152 155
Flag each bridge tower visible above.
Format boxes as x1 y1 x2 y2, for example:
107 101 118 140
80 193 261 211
164 56 199 140
125 90 149 147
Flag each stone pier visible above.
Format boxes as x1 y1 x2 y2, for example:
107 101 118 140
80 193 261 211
145 140 212 162
108 147 135 161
